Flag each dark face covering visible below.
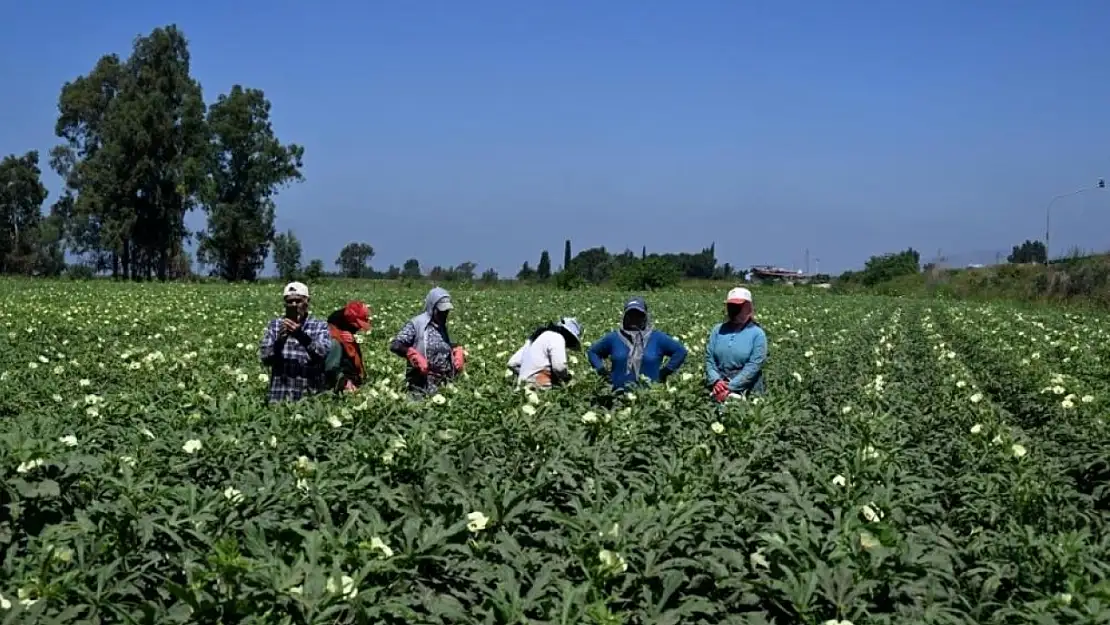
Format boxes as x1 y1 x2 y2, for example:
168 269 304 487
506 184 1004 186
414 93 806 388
726 302 752 326
623 309 647 331
432 309 449 327
285 297 308 321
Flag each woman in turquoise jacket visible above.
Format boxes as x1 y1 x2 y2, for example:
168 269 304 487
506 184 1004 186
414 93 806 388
706 287 767 401
588 296 688 392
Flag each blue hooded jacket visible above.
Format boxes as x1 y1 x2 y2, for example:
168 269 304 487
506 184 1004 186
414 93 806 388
587 296 687 390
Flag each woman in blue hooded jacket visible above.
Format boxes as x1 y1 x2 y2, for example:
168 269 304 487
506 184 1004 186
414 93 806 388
706 287 767 401
588 296 688 392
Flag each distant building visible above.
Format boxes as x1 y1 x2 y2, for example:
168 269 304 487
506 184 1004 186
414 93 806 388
748 265 813 285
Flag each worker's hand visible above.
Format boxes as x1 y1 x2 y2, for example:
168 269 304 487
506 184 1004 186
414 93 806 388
712 380 729 403
451 346 466 372
342 380 356 392
280 318 299 336
336 330 354 343
405 348 429 374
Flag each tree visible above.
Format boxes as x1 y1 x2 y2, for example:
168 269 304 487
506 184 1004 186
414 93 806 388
304 258 324 281
0 151 49 274
567 247 613 284
563 240 571 270
336 242 374 278
197 85 304 281
613 257 681 291
537 250 552 281
272 229 302 281
481 268 499 284
52 26 208 280
840 248 920 287
35 196 69 277
453 261 477 282
1008 239 1047 264
517 261 536 281
402 258 422 279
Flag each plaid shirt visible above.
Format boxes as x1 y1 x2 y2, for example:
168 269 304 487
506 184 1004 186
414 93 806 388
259 316 332 403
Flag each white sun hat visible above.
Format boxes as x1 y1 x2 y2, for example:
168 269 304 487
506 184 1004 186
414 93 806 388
283 281 309 298
726 287 752 304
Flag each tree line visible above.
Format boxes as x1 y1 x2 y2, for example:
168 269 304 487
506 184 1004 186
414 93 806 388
0 23 777 288
269 232 738 290
0 24 303 281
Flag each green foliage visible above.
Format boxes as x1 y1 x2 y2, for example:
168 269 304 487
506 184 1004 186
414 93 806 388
335 242 374 279
516 261 536 281
53 26 208 280
198 85 305 281
838 248 920 287
48 25 303 282
429 261 477 283
0 151 50 274
1 282 1108 623
563 239 572 270
480 268 499 284
303 258 325 282
401 258 422 280
553 269 587 290
612 257 682 290
537 250 552 281
1009 239 1047 264
272 230 303 281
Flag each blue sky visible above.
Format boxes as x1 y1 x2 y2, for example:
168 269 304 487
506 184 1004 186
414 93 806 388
3 1 1110 275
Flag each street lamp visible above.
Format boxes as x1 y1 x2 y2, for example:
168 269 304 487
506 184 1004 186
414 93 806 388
1044 179 1106 265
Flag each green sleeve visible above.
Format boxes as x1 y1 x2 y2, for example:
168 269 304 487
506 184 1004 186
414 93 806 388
324 339 342 372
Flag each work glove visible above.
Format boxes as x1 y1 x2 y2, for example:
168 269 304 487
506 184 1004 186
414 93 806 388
452 346 466 372
405 348 429 374
336 330 354 343
712 379 730 403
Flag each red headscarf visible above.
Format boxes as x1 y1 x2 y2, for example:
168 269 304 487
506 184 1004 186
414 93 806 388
329 301 372 375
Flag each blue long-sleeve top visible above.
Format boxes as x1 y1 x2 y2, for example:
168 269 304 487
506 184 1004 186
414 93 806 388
587 330 688 390
705 321 767 394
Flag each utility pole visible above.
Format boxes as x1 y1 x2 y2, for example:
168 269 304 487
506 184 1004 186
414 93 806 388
1045 179 1105 265
804 248 810 274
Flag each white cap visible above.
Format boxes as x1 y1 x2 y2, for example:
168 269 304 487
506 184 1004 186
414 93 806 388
726 287 752 304
556 317 582 340
434 295 453 311
283 281 309 298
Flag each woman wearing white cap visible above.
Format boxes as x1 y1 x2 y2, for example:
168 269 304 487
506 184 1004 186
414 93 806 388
705 287 767 401
507 317 583 390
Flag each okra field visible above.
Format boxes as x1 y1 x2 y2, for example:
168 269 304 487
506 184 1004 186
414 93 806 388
1 279 1109 625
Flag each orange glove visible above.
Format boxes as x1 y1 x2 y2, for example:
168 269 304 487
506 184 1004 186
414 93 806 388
452 346 466 372
405 348 429 374
712 379 730 403
342 380 356 392
337 331 354 343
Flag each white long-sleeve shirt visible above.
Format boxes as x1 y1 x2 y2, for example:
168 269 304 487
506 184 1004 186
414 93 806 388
507 330 569 389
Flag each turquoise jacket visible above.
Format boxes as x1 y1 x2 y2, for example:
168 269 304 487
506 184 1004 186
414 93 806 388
705 321 767 394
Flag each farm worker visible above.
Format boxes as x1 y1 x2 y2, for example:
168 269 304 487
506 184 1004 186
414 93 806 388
324 300 372 393
258 281 332 403
389 287 466 398
705 287 767 402
507 317 583 389
587 296 688 392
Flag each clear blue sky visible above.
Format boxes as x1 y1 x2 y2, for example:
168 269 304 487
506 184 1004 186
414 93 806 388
3 1 1110 275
